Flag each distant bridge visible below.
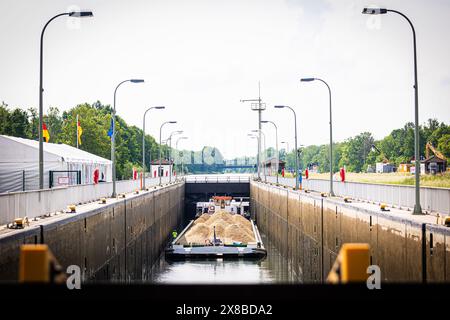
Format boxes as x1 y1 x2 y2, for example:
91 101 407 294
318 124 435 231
183 163 256 172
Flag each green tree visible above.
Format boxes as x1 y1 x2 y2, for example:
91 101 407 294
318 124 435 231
0 102 11 135
9 109 29 138
437 134 450 159
44 107 63 142
340 132 374 172
60 103 111 159
27 108 39 140
0 103 30 138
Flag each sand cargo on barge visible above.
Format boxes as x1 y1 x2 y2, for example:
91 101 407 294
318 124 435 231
165 197 266 260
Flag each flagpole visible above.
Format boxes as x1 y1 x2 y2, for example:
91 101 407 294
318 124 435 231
76 114 79 149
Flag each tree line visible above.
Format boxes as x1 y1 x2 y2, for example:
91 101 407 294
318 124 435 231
0 101 230 178
1 101 448 176
279 119 449 173
0 101 166 179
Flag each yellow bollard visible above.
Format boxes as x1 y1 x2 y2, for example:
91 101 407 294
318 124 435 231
444 216 450 227
327 243 370 284
19 244 51 282
19 244 66 283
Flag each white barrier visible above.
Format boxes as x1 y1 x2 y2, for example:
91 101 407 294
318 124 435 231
0 177 170 225
264 176 450 215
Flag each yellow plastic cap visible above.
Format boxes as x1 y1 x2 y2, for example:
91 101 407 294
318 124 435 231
340 243 370 282
19 245 50 282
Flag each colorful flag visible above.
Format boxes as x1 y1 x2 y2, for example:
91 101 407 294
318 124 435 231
107 118 114 138
43 123 50 142
77 119 83 146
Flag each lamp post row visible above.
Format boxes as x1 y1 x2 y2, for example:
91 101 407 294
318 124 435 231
39 7 423 214
142 106 165 190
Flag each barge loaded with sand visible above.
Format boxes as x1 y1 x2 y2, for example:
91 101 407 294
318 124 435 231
165 197 266 260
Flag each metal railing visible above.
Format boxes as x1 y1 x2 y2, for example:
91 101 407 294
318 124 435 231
184 174 251 184
0 177 171 226
261 175 450 215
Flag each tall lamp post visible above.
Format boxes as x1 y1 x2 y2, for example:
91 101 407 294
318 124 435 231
111 79 144 197
301 77 334 196
39 11 93 189
159 121 177 185
161 140 170 164
275 105 299 190
251 129 267 182
248 134 259 176
176 136 188 178
168 130 183 183
241 82 265 181
262 120 279 184
281 141 289 174
142 106 165 189
362 7 422 215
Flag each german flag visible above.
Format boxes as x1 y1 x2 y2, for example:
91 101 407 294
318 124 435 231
43 123 50 142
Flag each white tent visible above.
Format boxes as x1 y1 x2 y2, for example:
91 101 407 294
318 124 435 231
0 135 112 193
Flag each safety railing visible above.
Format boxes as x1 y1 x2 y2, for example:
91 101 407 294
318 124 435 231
0 177 170 226
261 175 450 215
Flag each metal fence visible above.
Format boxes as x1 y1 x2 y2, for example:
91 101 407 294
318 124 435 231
0 170 40 193
263 176 450 215
0 177 170 226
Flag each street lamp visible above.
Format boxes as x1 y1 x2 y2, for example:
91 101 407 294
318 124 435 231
280 141 291 174
161 139 169 161
275 105 299 190
111 79 145 197
241 82 265 181
38 11 93 189
362 7 422 215
301 77 334 196
168 130 183 182
251 129 267 182
176 136 188 178
159 121 177 185
248 134 259 176
261 120 279 184
142 106 165 189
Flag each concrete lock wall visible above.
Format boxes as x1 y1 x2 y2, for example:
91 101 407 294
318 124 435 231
0 177 171 226
265 176 450 215
0 182 184 282
250 181 450 283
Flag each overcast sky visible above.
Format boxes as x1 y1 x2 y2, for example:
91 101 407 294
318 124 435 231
1 0 449 159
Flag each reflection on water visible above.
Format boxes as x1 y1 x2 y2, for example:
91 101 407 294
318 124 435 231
150 233 300 284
